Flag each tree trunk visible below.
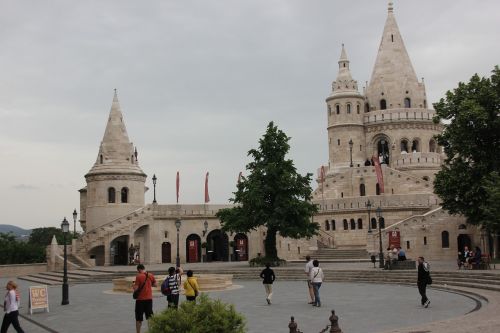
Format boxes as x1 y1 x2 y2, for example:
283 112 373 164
264 228 278 259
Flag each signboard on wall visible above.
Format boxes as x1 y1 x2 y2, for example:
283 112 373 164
387 230 401 249
29 285 49 314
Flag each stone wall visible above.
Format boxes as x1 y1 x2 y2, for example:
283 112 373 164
0 263 47 277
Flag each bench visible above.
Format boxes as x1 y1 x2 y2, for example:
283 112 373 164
385 259 416 270
470 254 491 270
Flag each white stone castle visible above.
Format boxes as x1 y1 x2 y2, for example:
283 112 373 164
58 3 484 268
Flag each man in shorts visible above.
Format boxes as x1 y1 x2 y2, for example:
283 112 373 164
133 264 156 333
304 255 315 304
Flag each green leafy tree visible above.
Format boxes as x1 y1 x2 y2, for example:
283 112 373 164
148 294 246 333
0 232 46 264
433 66 500 231
216 122 318 259
480 172 500 232
29 227 71 246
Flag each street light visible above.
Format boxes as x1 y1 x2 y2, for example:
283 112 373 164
366 200 372 233
348 139 353 167
72 209 77 239
376 206 385 268
203 220 208 236
61 217 70 305
175 219 182 267
152 174 157 204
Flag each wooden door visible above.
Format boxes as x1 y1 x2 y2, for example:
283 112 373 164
162 242 171 263
236 237 248 261
188 240 198 262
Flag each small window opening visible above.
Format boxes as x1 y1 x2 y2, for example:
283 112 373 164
380 99 387 110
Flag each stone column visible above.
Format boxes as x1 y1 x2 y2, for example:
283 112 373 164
104 240 111 266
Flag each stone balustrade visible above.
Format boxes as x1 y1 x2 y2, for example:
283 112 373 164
363 108 436 124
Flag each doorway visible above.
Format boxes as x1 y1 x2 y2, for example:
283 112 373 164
206 229 229 262
186 234 201 263
110 235 128 265
234 233 249 261
161 242 171 263
457 234 471 252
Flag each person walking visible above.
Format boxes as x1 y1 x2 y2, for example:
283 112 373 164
259 263 275 304
183 270 200 302
164 266 183 308
417 256 431 308
304 255 315 304
310 260 324 307
1 280 24 333
133 264 156 333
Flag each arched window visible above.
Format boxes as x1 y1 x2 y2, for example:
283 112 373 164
350 219 356 230
404 98 411 108
400 139 409 153
357 104 360 114
376 183 381 195
359 184 366 196
411 139 420 152
328 105 332 116
131 155 134 164
108 188 116 203
325 220 330 231
429 139 436 153
100 155 103 164
121 187 129 203
371 218 377 230
357 218 363 229
347 104 351 114
331 220 336 231
336 104 340 114
379 217 385 229
365 103 370 113
380 99 387 110
343 219 348 230
441 231 450 248
424 100 427 108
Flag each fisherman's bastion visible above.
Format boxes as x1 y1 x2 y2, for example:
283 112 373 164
47 3 494 270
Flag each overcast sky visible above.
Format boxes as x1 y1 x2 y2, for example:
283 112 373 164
1 0 499 230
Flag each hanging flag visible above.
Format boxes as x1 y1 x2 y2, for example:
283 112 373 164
237 171 242 184
373 155 385 193
320 166 325 194
176 171 180 203
204 172 210 203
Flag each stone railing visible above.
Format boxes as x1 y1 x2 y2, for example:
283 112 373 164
363 108 436 124
394 152 443 168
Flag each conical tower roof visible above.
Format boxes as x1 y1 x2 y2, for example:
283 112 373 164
365 2 426 110
328 44 361 98
86 90 146 177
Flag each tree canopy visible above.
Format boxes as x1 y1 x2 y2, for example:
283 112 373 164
216 121 318 259
433 66 500 231
0 233 46 264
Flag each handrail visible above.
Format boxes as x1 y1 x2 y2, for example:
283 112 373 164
82 206 149 236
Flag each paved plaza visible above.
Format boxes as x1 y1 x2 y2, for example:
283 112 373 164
0 276 483 333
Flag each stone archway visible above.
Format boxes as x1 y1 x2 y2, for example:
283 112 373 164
186 234 201 263
206 229 229 262
457 234 471 252
134 225 150 264
110 235 129 265
89 245 105 266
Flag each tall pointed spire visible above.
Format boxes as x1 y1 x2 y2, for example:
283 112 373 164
86 90 145 177
329 44 359 96
365 2 427 110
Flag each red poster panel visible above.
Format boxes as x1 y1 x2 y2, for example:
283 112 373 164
188 240 198 262
236 238 248 261
387 230 401 249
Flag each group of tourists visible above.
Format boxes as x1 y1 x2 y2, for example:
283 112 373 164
457 246 482 269
304 255 324 307
133 264 200 333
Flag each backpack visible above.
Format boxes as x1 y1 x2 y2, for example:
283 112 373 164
161 276 172 296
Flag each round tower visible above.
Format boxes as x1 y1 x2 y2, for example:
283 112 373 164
82 91 147 232
326 45 366 170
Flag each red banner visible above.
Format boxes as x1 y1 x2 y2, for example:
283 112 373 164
387 230 401 249
176 171 179 203
204 172 210 203
373 155 385 193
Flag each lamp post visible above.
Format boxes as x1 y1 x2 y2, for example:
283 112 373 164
376 206 385 268
152 174 157 204
203 220 208 237
366 200 372 233
72 209 77 239
175 219 181 267
61 217 70 305
349 139 353 167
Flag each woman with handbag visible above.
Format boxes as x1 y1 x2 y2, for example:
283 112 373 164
1 280 24 333
309 260 324 308
183 270 200 302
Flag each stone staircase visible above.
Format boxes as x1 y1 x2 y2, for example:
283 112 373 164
299 246 370 263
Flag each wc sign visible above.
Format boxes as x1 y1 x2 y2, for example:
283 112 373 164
388 230 401 248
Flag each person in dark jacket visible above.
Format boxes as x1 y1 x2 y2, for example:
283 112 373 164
417 256 431 308
260 263 276 304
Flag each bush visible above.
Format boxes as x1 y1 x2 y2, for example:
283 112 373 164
148 294 246 333
248 256 287 267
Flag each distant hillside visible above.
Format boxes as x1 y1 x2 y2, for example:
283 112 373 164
0 224 31 237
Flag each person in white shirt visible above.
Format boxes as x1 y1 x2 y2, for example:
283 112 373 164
1 280 24 333
304 255 315 304
309 260 324 307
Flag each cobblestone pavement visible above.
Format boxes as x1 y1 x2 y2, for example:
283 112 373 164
0 277 484 333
